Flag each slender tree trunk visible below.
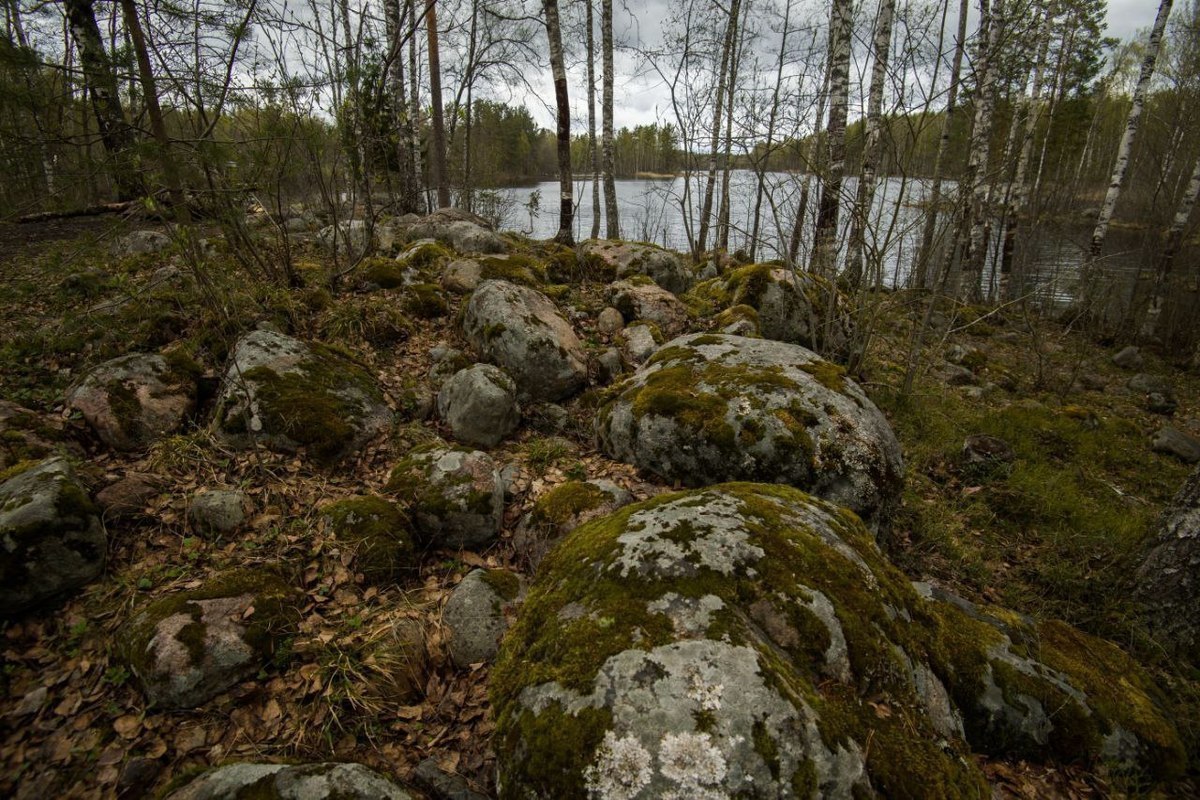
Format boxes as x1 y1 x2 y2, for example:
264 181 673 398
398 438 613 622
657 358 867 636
1089 0 1173 259
586 0 600 239
717 0 746 252
386 0 418 213
543 0 574 244
697 0 741 257
424 0 450 208
601 0 618 238
750 1 792 261
812 0 854 278
788 54 832 267
64 0 139 201
409 0 425 212
1152 149 1200 339
844 0 896 288
461 0 478 212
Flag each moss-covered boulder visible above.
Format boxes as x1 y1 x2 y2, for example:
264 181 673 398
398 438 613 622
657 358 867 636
1136 465 1200 659
66 352 198 451
0 458 104 616
462 280 587 402
319 495 417 584
401 208 507 254
609 279 690 338
596 333 904 527
579 240 693 294
436 364 520 448
692 264 855 357
444 568 522 666
0 401 68 469
118 570 300 709
491 484 1184 798
513 480 633 571
213 330 393 465
386 444 503 548
164 762 414 799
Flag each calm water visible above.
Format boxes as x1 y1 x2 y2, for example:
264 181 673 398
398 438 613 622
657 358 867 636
491 171 1140 304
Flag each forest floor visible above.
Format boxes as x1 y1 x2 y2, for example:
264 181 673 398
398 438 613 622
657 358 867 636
0 215 1197 799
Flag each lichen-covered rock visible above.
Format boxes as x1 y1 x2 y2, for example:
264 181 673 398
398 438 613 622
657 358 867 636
692 264 855 356
1112 345 1143 370
66 353 198 450
609 279 690 338
619 323 660 365
402 208 507 254
579 240 693 294
110 229 171 257
462 280 587 402
164 762 414 800
443 258 483 293
0 458 104 616
513 480 633 571
491 484 1184 799
319 495 416 584
319 220 371 257
436 364 520 448
213 330 393 465
188 489 248 535
596 333 904 526
118 570 300 708
361 240 452 288
444 568 521 666
386 445 503 548
1136 466 1200 659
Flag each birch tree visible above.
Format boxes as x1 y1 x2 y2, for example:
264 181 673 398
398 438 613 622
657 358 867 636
586 0 600 239
812 0 854 278
426 0 451 209
697 0 741 256
602 0 618 238
543 0 573 244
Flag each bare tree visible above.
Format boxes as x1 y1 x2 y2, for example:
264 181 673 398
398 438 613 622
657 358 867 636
426 0 451 209
543 0 573 244
696 0 741 256
586 0 600 239
602 0 618 238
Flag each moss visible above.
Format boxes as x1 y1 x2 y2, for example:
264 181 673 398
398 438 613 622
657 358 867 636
752 720 781 779
0 459 38 483
403 283 449 319
482 569 521 601
496 703 613 798
724 263 774 307
104 378 143 435
478 254 548 286
399 240 453 270
529 481 611 528
359 257 408 289
321 495 416 583
161 346 204 385
798 360 847 393
714 304 759 332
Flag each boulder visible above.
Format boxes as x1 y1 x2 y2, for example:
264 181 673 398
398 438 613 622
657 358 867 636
118 570 300 708
609 279 690 338
1112 345 1143 370
444 568 520 666
946 343 986 370
596 334 904 526
513 479 633 571
319 220 371 256
1136 466 1200 659
596 306 625 335
436 364 520 448
386 445 504 548
491 484 1184 798
319 495 416 584
213 330 393 465
462 280 587 402
428 346 472 387
164 762 413 800
579 240 693 294
188 489 248 535
66 353 198 451
939 363 978 386
595 348 625 385
0 458 104 616
111 230 171 257
442 258 483 293
1129 373 1172 395
95 473 160 520
402 208 507 254
620 323 660 365
1151 427 1200 463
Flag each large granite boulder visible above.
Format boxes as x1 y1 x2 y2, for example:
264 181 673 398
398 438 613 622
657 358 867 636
118 570 300 708
0 458 104 616
213 330 393 465
596 333 904 526
436 364 520 448
609 278 690 337
462 280 587 402
579 240 693 294
386 444 504 548
66 353 198 450
402 208 507 254
491 484 1184 798
1136 466 1200 659
164 762 413 800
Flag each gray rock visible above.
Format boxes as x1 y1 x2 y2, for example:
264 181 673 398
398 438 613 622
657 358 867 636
188 489 249 535
442 258 482 293
318 220 371 256
1112 345 1143 370
1079 373 1107 391
529 403 570 434
962 434 1015 469
1129 373 1171 395
164 762 413 800
119 571 299 708
428 346 471 387
443 569 519 666
596 306 625 335
596 347 625 384
110 230 171 257
621 323 659 365
1136 466 1200 658
1148 392 1178 416
66 353 197 451
1152 427 1200 463
697 262 719 280
939 363 978 386
609 280 690 337
597 334 905 527
95 473 160 520
579 239 693 293
0 401 68 469
213 330 393 465
462 280 587 402
387 445 504 548
402 208 507 254
0 458 104 616
436 364 520 448
513 479 634 571
945 343 985 367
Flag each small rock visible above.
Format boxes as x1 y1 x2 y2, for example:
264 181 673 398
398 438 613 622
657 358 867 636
412 759 489 800
387 445 504 548
96 474 160 520
163 762 413 800
621 323 659 364
962 434 1015 468
442 258 482 293
945 343 985 369
188 489 248 535
697 263 719 280
319 495 416 584
1152 427 1200 463
1112 345 1143 370
1148 392 1178 416
1079 373 1106 391
596 347 625 384
514 480 634 571
1129 373 1172 395
528 403 570 434
436 364 520 448
939 363 977 386
995 331 1021 344
110 230 171 257
596 306 625 335
428 346 471 387
443 569 520 666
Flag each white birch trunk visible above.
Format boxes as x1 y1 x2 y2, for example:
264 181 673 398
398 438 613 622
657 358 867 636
601 0 618 238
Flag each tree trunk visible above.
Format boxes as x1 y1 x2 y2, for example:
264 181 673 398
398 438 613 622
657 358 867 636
601 0 618 238
64 0 139 201
697 0 740 257
844 0 896 289
543 0 574 244
1089 0 1173 259
586 0 600 239
1152 149 1200 341
425 0 450 209
788 54 832 267
409 0 425 212
717 0 745 251
811 0 853 278
385 0 419 213
750 1 792 261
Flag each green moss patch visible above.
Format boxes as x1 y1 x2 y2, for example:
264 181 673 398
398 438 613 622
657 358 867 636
321 495 417 583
